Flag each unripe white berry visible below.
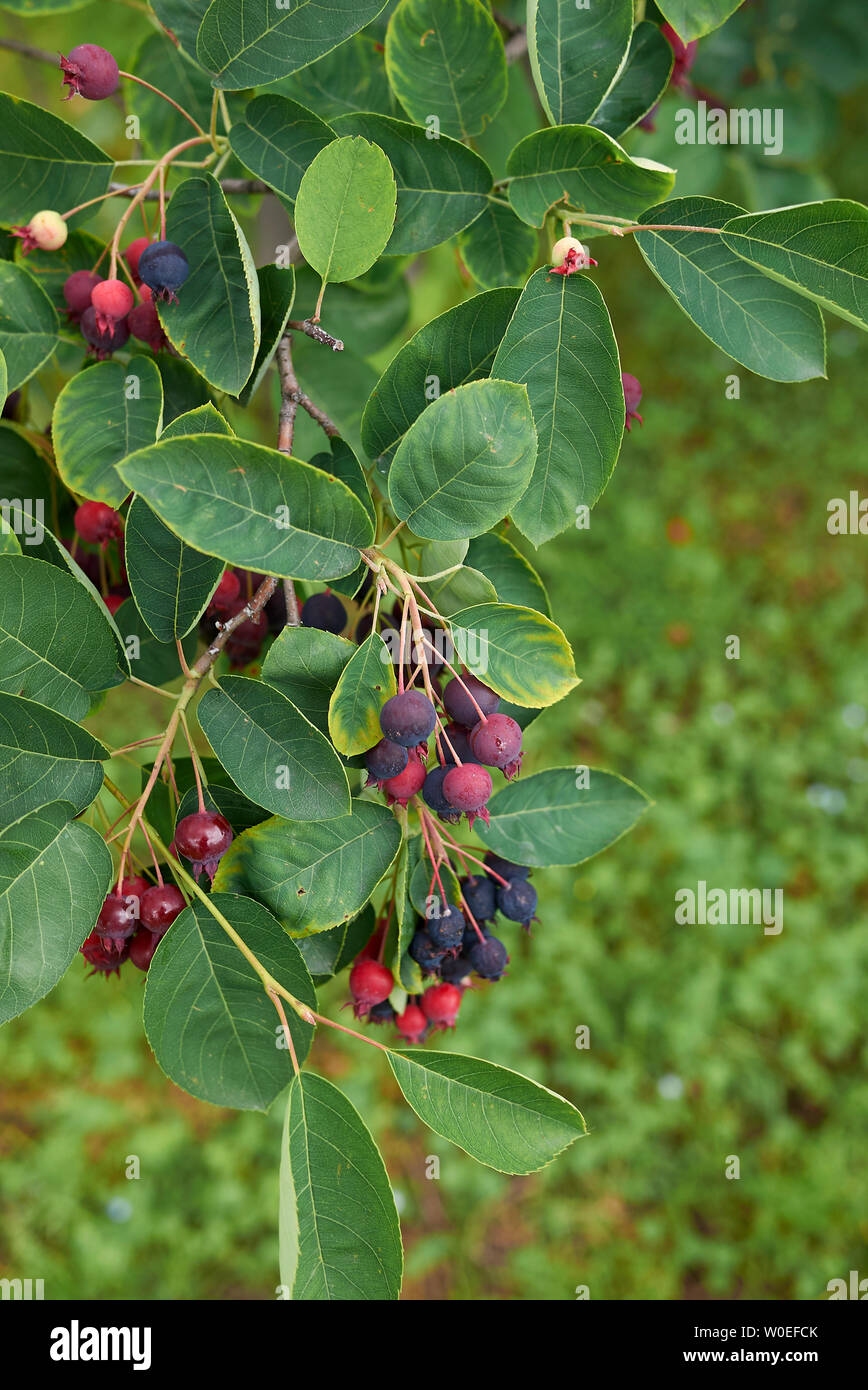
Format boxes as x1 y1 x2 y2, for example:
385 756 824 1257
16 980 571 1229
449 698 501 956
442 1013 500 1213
551 235 588 266
29 210 68 251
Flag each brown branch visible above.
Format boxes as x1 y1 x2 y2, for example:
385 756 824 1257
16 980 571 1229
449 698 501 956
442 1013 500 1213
286 319 344 352
0 37 58 64
276 334 340 439
108 178 276 201
195 577 278 674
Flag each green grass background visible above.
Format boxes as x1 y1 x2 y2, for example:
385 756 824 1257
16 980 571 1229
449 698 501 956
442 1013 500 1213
1 1 867 1301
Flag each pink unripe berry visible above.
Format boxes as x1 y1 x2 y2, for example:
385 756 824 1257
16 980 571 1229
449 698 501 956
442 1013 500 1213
421 982 462 1029
123 236 151 281
349 959 394 1018
74 500 124 546
395 1003 427 1044
60 44 120 101
442 762 492 813
91 278 134 332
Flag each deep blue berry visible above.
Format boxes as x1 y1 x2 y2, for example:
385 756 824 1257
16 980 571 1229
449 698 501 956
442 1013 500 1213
469 934 508 980
496 878 538 925
301 590 346 634
379 689 436 747
438 722 479 767
137 240 189 300
408 929 445 974
441 953 474 983
442 674 499 727
426 901 465 950
365 737 408 784
484 851 531 882
422 766 460 821
369 999 397 1023
460 873 496 923
462 921 490 954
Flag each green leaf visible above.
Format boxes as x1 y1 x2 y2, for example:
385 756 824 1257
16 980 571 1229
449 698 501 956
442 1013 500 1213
507 124 676 227
0 556 123 720
0 92 112 226
156 352 215 424
229 95 335 207
0 801 111 1026
387 1049 586 1173
425 565 496 614
459 200 538 289
52 357 164 507
159 174 260 395
0 261 58 391
478 766 651 865
197 674 351 821
328 633 396 756
113 597 197 688
295 137 397 286
161 403 234 440
294 905 374 979
212 801 402 936
465 531 551 615
589 20 674 139
0 348 6 414
450 602 578 707
636 197 827 382
492 269 624 544
362 288 520 467
0 694 106 829
117 434 374 580
527 0 633 126
331 112 491 255
656 0 744 42
720 200 868 334
280 1072 403 1299
197 0 391 90
385 0 508 140
262 627 355 734
125 496 224 642
272 34 393 123
388 379 537 541
292 338 378 458
238 264 296 407
392 835 422 992
143 893 316 1110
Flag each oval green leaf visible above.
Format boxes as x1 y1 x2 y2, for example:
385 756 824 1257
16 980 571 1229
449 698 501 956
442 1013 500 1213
0 694 107 829
385 0 508 140
589 20 674 138
507 124 676 227
387 1049 587 1173
459 200 538 289
465 531 551 615
477 765 651 865
197 674 351 821
388 379 537 541
125 495 225 643
143 893 316 1110
197 0 391 90
262 627 356 734
449 602 578 707
295 136 397 285
0 92 112 225
527 0 633 126
117 434 374 580
53 357 164 507
656 0 744 42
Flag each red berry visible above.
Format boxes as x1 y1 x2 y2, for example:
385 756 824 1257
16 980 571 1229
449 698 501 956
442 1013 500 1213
209 569 241 613
95 892 137 952
221 595 268 668
383 750 426 807
622 372 644 432
103 594 124 616
91 278 134 332
349 959 394 1018
81 928 129 977
395 1002 427 1044
63 269 103 320
127 301 167 352
174 811 233 881
421 982 462 1029
119 875 148 906
80 304 130 359
60 44 119 101
123 236 151 282
139 883 185 937
74 500 123 546
129 928 159 972
442 762 492 822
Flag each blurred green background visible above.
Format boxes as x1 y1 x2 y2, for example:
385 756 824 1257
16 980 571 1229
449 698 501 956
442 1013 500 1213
1 1 867 1300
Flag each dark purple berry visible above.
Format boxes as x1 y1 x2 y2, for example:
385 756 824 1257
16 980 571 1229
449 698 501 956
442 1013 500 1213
463 921 490 953
426 902 464 951
421 766 460 822
496 878 538 926
95 892 137 952
128 301 167 352
365 737 408 785
368 999 397 1024
408 929 446 975
469 934 508 980
442 674 499 727
301 590 347 634
379 689 436 747
484 852 531 882
441 953 474 984
438 722 479 767
129 928 160 972
80 304 129 359
460 874 496 923
63 269 103 321
60 44 119 101
137 240 190 302
139 883 185 937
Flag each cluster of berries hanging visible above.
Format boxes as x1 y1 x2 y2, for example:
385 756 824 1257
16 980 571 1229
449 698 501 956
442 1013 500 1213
12 45 189 361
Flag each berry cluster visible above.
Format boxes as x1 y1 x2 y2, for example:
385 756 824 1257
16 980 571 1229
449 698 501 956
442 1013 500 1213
60 236 189 360
82 877 185 978
347 852 535 1043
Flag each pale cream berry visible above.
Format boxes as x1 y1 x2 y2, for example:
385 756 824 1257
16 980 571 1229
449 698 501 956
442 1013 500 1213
29 210 68 251
550 235 589 266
